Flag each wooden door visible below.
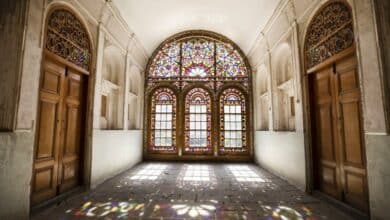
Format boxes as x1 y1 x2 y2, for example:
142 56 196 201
58 68 85 193
32 56 87 205
312 65 341 199
311 53 368 212
32 57 65 205
334 55 368 211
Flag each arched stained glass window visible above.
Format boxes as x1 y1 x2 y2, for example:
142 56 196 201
184 88 212 153
219 88 247 153
150 88 177 152
182 40 215 78
147 32 248 81
149 43 180 78
145 31 253 160
216 43 247 77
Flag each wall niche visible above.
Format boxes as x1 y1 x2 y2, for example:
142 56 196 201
272 43 295 131
128 66 142 129
100 45 125 130
255 65 270 130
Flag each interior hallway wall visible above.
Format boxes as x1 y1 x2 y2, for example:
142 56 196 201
249 0 390 219
0 0 147 219
249 0 306 190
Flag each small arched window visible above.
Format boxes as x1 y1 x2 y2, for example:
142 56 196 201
184 88 212 153
150 88 177 152
219 88 247 153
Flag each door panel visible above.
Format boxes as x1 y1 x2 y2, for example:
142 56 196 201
312 67 340 198
335 55 368 211
58 69 84 193
36 100 58 158
32 58 65 205
311 53 368 212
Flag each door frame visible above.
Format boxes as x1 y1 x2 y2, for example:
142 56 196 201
301 0 370 214
31 4 95 207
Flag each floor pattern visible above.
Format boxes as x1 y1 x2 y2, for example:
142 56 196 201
32 162 356 220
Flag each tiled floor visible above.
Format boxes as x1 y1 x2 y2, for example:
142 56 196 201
32 163 356 220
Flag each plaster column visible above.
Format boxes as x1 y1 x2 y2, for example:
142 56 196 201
92 23 105 129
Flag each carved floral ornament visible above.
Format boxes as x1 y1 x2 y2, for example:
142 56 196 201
46 9 91 70
305 2 354 69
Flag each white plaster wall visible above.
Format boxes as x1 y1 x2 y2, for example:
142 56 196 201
91 130 143 188
0 132 33 220
254 131 306 189
365 134 390 220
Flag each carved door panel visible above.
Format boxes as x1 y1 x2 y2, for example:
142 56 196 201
334 55 368 212
312 66 341 199
32 57 65 205
311 53 368 212
58 68 85 193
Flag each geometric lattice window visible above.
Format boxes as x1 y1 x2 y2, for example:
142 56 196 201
305 2 354 68
184 88 212 153
150 88 176 152
219 88 247 153
46 9 91 70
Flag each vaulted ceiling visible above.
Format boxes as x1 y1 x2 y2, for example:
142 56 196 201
112 0 281 55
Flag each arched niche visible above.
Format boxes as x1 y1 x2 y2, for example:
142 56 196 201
128 65 142 129
255 65 270 130
100 45 125 129
272 42 295 131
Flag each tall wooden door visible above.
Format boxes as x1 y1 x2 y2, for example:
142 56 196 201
58 68 85 193
311 52 368 212
32 56 86 205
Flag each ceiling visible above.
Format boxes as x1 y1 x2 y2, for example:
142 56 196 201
112 0 281 55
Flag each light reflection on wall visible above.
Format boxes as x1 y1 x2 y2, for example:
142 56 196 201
183 165 210 181
228 165 265 182
130 164 167 180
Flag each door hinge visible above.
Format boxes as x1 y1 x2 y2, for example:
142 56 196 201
332 63 337 74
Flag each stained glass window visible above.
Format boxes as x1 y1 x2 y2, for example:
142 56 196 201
149 42 180 78
216 43 248 77
147 36 247 79
182 40 214 78
150 88 176 152
146 31 252 158
219 88 247 153
184 88 212 153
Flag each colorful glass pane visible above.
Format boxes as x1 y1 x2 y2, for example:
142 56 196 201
182 40 214 77
219 88 247 153
150 88 176 152
184 88 212 153
149 42 180 78
216 43 247 77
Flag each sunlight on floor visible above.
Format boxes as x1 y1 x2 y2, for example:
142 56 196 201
183 165 210 181
172 200 218 218
130 164 167 180
228 165 265 182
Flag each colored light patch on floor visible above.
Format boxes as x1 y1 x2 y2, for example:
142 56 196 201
69 200 146 218
32 163 356 220
130 164 167 180
228 165 265 182
182 165 210 181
